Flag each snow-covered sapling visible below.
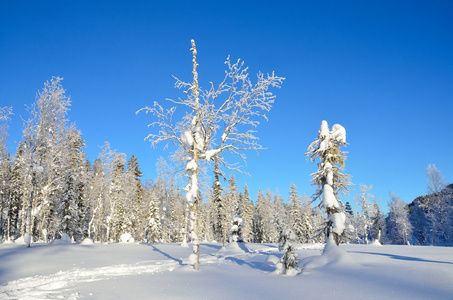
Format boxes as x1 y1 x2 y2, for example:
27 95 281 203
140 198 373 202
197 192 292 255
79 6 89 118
228 215 244 243
278 229 299 275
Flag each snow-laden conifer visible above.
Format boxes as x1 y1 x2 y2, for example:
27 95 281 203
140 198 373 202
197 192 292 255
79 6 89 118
146 191 161 243
228 215 244 243
306 120 351 245
240 184 254 242
277 228 299 275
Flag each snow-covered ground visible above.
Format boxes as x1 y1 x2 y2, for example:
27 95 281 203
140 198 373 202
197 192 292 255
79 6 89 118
1 240 452 299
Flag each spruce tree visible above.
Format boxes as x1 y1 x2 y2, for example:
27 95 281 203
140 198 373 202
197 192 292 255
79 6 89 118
146 190 162 243
241 184 254 242
278 229 299 275
306 120 351 245
212 159 226 243
288 183 304 242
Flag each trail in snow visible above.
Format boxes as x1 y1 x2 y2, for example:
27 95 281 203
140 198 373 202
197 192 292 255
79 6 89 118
0 259 180 300
0 249 256 300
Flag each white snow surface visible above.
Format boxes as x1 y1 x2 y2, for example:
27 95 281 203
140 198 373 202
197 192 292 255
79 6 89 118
1 241 452 299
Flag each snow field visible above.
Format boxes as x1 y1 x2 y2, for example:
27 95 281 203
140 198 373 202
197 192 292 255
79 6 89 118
1 242 452 299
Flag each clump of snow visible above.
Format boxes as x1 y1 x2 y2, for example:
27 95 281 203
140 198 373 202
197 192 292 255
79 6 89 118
120 233 135 243
284 267 300 276
181 130 193 147
205 149 220 161
264 254 280 266
3 238 15 244
328 212 346 235
80 238 94 245
14 236 25 245
319 120 329 139
322 183 339 209
185 159 197 172
301 236 359 270
369 240 382 246
188 253 198 265
180 236 189 248
217 242 250 254
331 123 346 144
24 233 31 247
53 234 73 245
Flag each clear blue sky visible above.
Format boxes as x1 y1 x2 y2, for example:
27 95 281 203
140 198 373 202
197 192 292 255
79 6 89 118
1 1 452 212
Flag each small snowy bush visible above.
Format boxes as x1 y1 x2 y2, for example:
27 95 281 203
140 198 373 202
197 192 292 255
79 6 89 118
228 215 244 243
278 229 299 275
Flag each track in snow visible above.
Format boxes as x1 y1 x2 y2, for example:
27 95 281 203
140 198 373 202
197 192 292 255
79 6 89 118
0 259 180 300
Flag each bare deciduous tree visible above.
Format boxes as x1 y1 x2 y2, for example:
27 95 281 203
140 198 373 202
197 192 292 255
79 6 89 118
138 40 284 269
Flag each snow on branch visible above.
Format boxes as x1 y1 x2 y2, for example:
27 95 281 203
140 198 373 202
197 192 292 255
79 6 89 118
139 53 284 173
0 106 13 121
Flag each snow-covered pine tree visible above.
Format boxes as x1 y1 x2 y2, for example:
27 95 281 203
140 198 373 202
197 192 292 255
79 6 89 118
58 127 89 242
301 194 314 242
212 158 226 244
145 190 161 243
87 157 107 242
278 228 299 275
197 195 209 242
344 202 353 215
139 40 283 269
228 215 244 243
306 120 351 245
272 192 288 240
288 183 304 242
225 173 240 220
254 189 278 243
127 155 144 240
370 197 385 244
253 189 265 243
0 113 13 241
240 184 254 242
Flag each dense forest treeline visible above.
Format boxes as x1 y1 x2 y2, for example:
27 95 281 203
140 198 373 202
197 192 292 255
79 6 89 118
0 78 452 246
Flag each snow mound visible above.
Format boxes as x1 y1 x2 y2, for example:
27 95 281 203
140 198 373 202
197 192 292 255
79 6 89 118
3 238 15 244
80 238 94 245
301 237 360 270
14 236 25 245
15 234 32 246
369 239 382 246
120 233 135 243
217 242 250 254
188 253 198 265
260 254 280 272
53 234 73 245
297 243 325 250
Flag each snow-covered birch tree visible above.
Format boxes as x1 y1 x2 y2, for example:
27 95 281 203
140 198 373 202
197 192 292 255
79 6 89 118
387 193 412 245
306 120 351 245
138 40 284 269
426 164 450 245
354 184 374 244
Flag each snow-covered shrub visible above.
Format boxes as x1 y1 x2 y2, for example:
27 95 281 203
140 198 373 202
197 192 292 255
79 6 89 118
120 233 135 243
277 229 299 275
228 215 244 243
